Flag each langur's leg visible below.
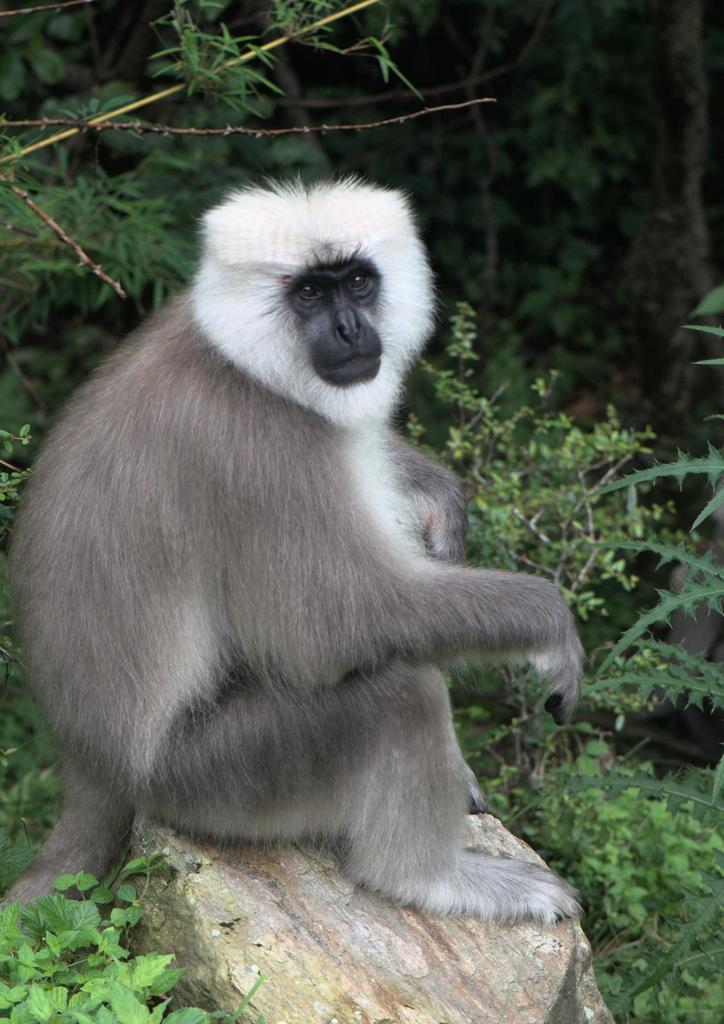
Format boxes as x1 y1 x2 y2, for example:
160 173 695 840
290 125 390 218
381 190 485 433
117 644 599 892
331 663 577 923
143 661 577 924
2 761 134 905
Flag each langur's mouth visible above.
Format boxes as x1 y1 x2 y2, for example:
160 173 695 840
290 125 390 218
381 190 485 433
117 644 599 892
319 355 381 387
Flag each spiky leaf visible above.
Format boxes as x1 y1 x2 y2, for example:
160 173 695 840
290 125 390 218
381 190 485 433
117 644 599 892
598 579 724 672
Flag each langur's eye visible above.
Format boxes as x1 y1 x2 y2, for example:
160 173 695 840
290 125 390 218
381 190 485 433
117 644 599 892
298 283 322 301
349 274 367 290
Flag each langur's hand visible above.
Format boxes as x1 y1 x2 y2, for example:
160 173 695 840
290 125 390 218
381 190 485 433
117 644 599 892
527 589 583 723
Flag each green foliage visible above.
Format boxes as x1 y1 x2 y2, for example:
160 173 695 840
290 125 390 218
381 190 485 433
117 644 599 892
571 347 724 1019
414 303 664 638
0 869 265 1024
432 304 724 1020
520 765 723 1023
151 1 283 111
598 447 724 531
0 428 31 547
589 639 724 713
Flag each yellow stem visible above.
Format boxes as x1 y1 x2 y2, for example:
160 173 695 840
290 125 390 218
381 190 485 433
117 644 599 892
1 0 381 166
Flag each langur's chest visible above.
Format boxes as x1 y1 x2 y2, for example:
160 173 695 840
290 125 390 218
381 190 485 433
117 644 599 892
343 433 423 554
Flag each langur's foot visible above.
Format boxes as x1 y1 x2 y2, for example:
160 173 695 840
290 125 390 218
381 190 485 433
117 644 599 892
409 850 581 925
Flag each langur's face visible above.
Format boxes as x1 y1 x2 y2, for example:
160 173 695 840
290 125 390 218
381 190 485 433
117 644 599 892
286 258 383 387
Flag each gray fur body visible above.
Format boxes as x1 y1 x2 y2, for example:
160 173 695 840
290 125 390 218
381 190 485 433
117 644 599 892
6 184 582 922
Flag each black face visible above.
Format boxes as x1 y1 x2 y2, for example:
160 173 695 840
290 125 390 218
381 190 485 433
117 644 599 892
288 258 382 387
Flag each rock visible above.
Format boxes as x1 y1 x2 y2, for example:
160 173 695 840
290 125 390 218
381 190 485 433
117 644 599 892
131 816 613 1024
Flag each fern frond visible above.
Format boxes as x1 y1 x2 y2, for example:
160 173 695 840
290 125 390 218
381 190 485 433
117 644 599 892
614 873 724 1008
589 659 724 711
605 539 724 581
597 445 724 503
692 486 724 530
684 323 724 339
567 770 723 815
598 580 724 672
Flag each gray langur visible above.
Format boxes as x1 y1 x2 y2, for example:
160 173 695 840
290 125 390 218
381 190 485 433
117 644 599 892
5 179 582 923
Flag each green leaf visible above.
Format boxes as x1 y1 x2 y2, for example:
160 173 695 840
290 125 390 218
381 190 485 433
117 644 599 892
691 486 724 531
618 875 724 1004
691 285 724 316
118 855 164 880
27 48 65 86
52 874 78 892
603 539 724 581
164 1009 209 1024
234 972 265 1013
25 986 55 1024
713 754 724 804
597 446 724 499
598 579 724 673
684 323 724 338
116 883 137 904
601 640 724 710
130 954 176 991
106 984 151 1024
567 770 723 814
0 987 27 1011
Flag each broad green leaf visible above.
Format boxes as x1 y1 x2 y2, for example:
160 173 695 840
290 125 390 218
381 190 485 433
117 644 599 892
25 986 55 1024
164 1009 209 1024
106 984 150 1024
691 284 724 315
130 955 175 991
116 884 137 905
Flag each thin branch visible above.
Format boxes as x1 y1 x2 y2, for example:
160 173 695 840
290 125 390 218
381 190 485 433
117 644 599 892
0 218 36 237
0 0 96 17
0 0 382 164
2 98 495 140
7 186 126 299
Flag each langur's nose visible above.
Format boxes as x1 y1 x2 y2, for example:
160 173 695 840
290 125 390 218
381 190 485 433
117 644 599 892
335 308 361 346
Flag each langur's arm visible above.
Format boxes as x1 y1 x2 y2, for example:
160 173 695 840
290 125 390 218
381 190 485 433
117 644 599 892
389 436 468 564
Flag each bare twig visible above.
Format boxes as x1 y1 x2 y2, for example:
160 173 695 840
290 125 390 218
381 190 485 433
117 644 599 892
511 506 552 546
0 0 95 17
0 457 22 471
3 98 495 140
0 218 36 237
7 185 126 299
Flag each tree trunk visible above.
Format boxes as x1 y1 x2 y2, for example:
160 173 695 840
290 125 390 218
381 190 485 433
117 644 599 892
626 0 715 426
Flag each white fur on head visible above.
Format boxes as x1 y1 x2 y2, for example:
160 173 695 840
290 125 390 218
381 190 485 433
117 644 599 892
191 178 435 426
